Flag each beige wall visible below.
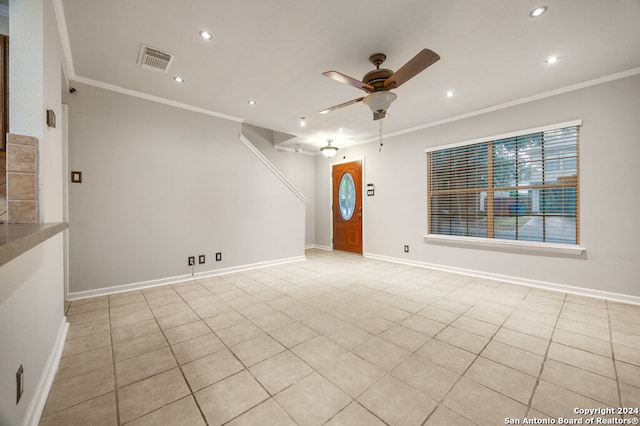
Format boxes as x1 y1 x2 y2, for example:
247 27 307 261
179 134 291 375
65 83 306 296
316 73 640 300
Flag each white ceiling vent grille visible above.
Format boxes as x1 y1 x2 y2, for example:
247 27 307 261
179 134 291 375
137 44 174 73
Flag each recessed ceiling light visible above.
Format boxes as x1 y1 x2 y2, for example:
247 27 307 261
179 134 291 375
529 6 547 18
339 128 344 132
173 76 184 83
300 117 306 127
199 31 212 40
545 55 559 64
445 90 455 98
248 100 256 105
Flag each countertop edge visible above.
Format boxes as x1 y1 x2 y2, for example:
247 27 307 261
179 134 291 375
0 223 69 267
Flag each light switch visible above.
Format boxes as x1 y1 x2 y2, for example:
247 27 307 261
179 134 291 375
71 171 83 183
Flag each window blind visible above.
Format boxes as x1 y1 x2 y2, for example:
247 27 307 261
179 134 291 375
427 125 580 244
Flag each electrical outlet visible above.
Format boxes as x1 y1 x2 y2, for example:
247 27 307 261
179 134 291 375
404 245 409 253
188 256 195 266
16 365 23 404
199 255 205 264
215 252 222 262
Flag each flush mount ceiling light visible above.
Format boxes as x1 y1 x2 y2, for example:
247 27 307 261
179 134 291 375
445 90 455 98
173 76 184 83
529 6 547 18
199 30 212 40
248 100 256 105
320 139 339 158
545 55 560 64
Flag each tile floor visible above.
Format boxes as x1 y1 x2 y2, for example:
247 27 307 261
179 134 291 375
40 249 640 425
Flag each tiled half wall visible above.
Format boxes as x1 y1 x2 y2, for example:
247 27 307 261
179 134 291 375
3 134 39 223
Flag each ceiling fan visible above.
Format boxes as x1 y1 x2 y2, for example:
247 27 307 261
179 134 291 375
319 49 440 120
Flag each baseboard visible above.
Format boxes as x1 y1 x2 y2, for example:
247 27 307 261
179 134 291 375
364 253 640 306
24 318 69 426
68 255 306 301
305 245 332 251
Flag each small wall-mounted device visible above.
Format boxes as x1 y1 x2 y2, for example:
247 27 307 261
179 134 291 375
367 183 375 196
71 171 83 183
46 109 56 128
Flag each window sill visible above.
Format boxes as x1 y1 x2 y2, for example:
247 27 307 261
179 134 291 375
424 234 586 256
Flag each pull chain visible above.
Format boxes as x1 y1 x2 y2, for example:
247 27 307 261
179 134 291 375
379 119 383 152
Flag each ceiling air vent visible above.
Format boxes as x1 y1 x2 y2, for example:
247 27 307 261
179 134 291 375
137 44 174 73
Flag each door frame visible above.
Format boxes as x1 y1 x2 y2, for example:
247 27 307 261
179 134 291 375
328 156 366 254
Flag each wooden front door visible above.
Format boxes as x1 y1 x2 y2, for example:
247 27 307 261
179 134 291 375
332 161 363 254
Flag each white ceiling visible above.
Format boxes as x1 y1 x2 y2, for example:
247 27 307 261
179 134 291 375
60 0 640 153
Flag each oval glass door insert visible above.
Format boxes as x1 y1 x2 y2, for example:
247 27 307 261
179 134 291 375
339 172 356 220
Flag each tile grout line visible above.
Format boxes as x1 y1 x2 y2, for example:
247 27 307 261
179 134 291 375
605 299 624 420
107 297 122 426
147 285 212 426
524 292 567 418
420 295 485 426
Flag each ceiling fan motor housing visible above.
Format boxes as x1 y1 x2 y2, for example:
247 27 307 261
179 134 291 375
363 69 394 92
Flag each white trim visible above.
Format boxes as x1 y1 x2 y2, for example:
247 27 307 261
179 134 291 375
24 318 69 426
62 104 70 301
239 133 309 204
52 0 73 89
425 234 585 256
305 244 332 251
424 119 582 153
360 67 640 145
71 75 244 123
67 256 306 300
364 253 640 306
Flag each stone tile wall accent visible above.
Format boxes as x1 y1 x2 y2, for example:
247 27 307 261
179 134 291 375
5 134 39 223
0 150 6 221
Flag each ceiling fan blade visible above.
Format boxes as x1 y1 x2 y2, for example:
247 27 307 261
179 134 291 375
319 97 365 115
323 71 374 92
384 48 440 89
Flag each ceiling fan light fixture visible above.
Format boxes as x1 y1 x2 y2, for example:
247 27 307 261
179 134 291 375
363 91 397 114
320 139 339 158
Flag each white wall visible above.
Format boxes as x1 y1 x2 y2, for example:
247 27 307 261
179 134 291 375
65 83 306 295
0 0 66 424
0 235 66 426
315 74 640 299
242 124 316 246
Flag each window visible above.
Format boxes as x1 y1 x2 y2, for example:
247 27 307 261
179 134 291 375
427 122 580 245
